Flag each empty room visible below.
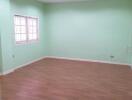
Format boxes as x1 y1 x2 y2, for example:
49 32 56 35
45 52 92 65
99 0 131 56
0 0 132 100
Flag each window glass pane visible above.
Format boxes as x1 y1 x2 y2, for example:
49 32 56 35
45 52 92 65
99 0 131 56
15 34 21 41
33 27 37 33
28 19 33 26
32 34 37 39
14 15 38 43
28 34 33 40
33 20 37 26
15 26 21 33
14 15 27 43
21 17 26 25
21 34 26 41
27 18 38 41
15 17 20 25
21 26 26 33
29 26 33 33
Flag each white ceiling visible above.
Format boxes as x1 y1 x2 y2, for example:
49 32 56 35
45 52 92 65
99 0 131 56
37 0 88 3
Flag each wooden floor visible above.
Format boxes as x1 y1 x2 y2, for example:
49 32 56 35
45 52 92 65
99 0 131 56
1 58 132 100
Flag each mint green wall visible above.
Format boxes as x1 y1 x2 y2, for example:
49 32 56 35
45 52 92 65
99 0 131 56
10 0 48 70
0 0 132 73
46 0 132 64
130 30 132 65
0 0 13 73
0 35 2 73
0 11 2 73
0 0 48 72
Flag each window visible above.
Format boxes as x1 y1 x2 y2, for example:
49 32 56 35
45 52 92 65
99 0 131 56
14 15 39 44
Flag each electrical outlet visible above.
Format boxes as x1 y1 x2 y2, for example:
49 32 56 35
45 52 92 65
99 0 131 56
12 54 15 58
110 55 114 59
110 55 115 61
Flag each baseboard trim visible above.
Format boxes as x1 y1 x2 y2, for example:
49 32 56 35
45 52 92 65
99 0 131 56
2 56 47 75
130 65 132 69
2 56 131 75
0 73 3 76
46 56 131 67
2 69 15 75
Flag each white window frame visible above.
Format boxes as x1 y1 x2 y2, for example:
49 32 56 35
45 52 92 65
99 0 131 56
14 15 39 44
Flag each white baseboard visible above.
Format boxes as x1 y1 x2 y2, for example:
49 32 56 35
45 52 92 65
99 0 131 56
1 56 131 76
1 56 47 75
2 68 15 75
0 72 2 76
46 56 131 67
130 65 132 69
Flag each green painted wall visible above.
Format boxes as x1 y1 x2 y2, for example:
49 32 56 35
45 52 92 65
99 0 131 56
0 0 132 73
46 0 132 64
0 34 2 73
10 0 48 70
0 0 13 73
0 13 2 73
0 0 48 72
130 32 132 65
